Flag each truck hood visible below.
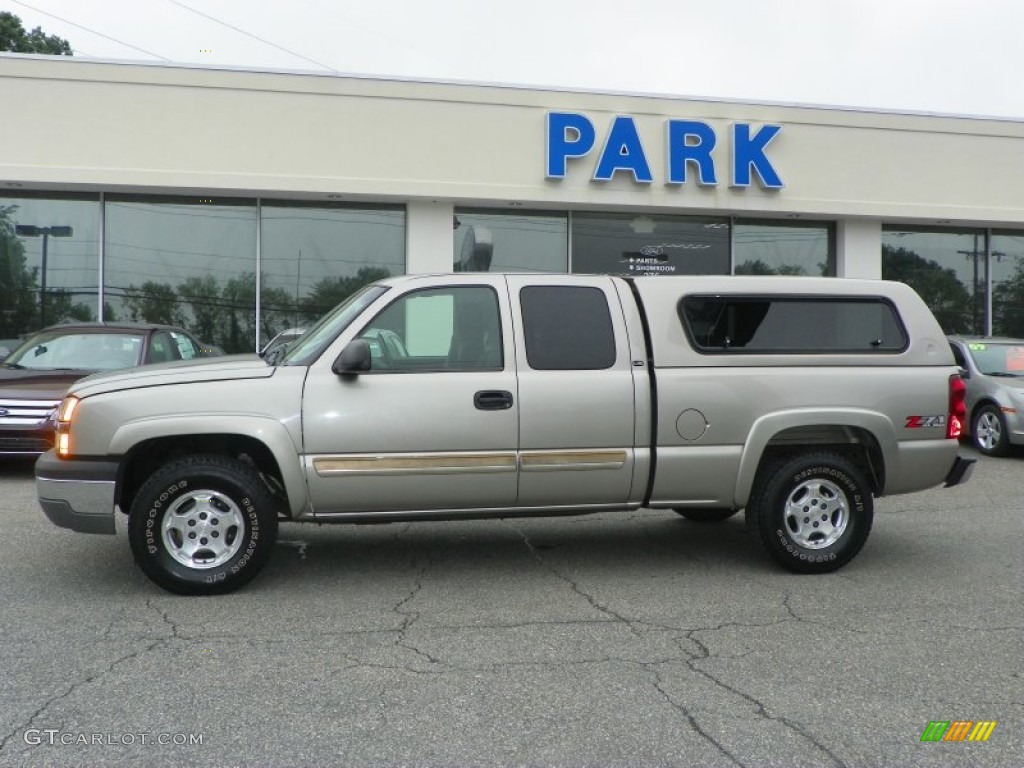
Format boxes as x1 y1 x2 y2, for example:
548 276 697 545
70 355 275 398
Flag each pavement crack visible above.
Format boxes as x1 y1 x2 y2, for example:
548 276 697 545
645 663 747 767
678 625 848 768
147 598 183 640
99 606 129 642
0 600 183 755
508 522 643 635
392 561 442 666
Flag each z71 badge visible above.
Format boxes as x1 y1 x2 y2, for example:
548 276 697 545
905 415 947 429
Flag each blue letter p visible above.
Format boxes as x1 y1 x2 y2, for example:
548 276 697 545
546 112 596 178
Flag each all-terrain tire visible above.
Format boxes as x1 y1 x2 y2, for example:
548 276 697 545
746 452 873 574
128 455 279 595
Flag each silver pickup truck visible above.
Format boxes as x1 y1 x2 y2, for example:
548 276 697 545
36 274 974 594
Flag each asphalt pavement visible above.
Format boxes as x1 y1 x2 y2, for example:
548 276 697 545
0 447 1020 767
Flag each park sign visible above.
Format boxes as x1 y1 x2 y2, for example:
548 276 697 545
545 111 784 189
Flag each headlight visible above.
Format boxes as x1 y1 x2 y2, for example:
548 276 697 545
58 395 79 423
56 395 79 457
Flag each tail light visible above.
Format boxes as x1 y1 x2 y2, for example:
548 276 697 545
948 374 966 439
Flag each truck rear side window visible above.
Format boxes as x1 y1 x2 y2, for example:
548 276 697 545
520 286 616 370
681 296 907 353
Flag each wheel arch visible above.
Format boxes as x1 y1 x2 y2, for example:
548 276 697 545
734 409 893 507
967 396 1001 430
112 418 306 518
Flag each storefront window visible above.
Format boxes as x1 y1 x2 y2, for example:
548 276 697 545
881 227 983 334
733 220 834 276
261 202 404 348
0 193 99 338
570 213 729 275
453 209 567 273
104 196 257 353
990 231 1024 337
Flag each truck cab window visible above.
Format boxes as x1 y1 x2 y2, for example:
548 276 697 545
520 285 616 370
358 286 503 371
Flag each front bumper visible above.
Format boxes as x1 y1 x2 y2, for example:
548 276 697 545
944 454 976 488
35 450 119 534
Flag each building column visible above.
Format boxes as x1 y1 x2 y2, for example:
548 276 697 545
406 200 455 274
835 219 882 278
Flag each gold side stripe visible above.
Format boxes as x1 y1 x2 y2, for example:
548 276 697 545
314 453 517 477
520 450 628 471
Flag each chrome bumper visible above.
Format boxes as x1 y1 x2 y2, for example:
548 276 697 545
35 450 118 535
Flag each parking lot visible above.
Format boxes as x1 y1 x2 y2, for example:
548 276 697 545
0 447 1020 768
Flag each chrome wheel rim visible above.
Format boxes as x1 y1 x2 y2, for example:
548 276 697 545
976 411 1002 451
783 478 848 550
161 489 245 569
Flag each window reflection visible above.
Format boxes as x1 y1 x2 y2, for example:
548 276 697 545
571 213 729 275
261 202 404 347
453 209 567 273
990 232 1024 337
0 194 99 338
734 220 834 276
882 227 984 334
104 196 257 353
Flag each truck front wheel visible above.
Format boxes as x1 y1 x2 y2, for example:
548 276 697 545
747 452 873 574
128 455 279 595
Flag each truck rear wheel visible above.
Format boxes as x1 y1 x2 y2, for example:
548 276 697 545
128 455 279 595
747 452 873 574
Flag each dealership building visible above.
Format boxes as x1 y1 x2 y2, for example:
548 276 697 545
1 54 1023 352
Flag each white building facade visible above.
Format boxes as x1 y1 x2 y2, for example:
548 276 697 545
2 55 1023 352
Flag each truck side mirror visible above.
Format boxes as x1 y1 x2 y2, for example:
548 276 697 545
958 367 970 380
333 339 372 375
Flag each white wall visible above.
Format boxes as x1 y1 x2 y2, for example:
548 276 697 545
836 220 883 278
406 201 454 273
2 56 1024 229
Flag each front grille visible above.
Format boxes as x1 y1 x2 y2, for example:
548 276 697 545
0 434 54 454
0 399 60 427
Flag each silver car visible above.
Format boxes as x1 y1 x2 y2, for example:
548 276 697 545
948 336 1024 456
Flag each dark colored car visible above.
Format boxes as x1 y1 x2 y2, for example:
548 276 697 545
0 322 220 457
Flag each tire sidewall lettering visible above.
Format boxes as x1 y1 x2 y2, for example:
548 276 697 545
774 529 838 562
140 476 258 580
755 454 874 573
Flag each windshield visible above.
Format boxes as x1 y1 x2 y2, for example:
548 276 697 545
4 331 144 371
281 285 389 366
966 342 1024 376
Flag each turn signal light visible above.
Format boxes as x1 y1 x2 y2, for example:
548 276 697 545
56 396 79 458
58 395 79 423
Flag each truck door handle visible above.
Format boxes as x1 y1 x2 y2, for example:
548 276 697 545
474 390 514 410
